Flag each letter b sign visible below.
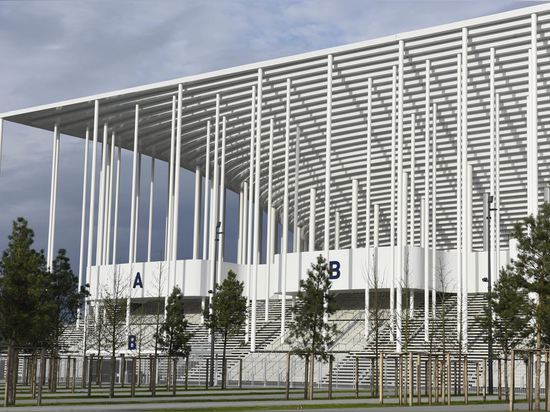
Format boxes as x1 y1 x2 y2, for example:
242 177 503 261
128 335 137 350
329 261 341 280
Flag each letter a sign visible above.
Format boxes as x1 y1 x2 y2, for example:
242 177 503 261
133 272 143 289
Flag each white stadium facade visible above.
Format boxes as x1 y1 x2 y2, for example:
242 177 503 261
1 3 549 360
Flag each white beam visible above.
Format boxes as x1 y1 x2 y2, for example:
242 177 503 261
147 158 155 262
423 60 430 341
351 179 358 249
281 78 291 340
112 145 121 265
202 120 211 260
265 118 274 321
217 117 227 283
129 107 140 264
309 188 316 252
293 127 301 253
193 165 201 260
47 124 60 270
324 55 333 256
77 127 90 311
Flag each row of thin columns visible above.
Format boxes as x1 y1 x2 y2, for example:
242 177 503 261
21 16 543 353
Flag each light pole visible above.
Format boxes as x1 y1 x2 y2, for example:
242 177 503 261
209 221 222 387
482 193 497 395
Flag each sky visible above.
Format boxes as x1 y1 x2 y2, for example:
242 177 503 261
0 0 544 269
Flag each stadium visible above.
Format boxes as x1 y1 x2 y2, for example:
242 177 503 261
0 2 548 387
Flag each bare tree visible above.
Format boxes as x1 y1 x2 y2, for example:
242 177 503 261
366 250 384 396
400 249 413 352
102 266 129 398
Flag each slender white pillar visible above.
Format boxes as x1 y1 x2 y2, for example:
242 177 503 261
104 132 115 265
245 87 255 343
390 64 397 343
147 158 155 262
47 124 60 270
423 60 430 341
129 107 140 264
365 76 372 337
431 103 437 322
77 128 90 306
324 55 333 255
464 163 472 348
334 211 340 250
396 40 404 352
202 120 211 260
489 47 497 292
309 188 316 251
456 51 463 343
237 186 244 264
112 145 121 265
217 117 227 283
527 14 538 216
461 28 469 351
209 93 221 301
241 181 249 264
96 124 108 266
251 68 263 351
293 127 301 252
193 165 201 259
409 114 415 246
166 97 176 261
265 118 274 321
172 84 184 279
86 100 99 278
421 196 428 339
281 78 291 340
495 94 501 285
351 179 358 249
133 154 141 263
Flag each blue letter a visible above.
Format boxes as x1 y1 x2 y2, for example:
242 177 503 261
133 272 143 289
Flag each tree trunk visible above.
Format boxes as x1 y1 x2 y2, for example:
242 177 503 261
504 351 509 401
109 355 116 398
222 332 228 390
308 353 315 400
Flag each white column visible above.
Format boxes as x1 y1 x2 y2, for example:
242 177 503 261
172 84 184 279
390 64 397 343
396 40 404 351
461 28 469 351
251 68 263 351
237 186 244 264
245 87 255 343
241 181 248 264
334 211 340 250
281 78 291 340
134 155 141 263
129 107 140 264
112 145 121 265
293 127 301 252
423 60 430 341
527 14 538 216
309 188 316 252
409 114 415 246
86 100 99 280
265 118 274 321
365 76 372 337
489 46 497 292
77 127 90 307
47 124 60 270
421 196 428 340
431 103 437 322
324 55 333 256
495 94 501 285
202 120 211 260
217 117 227 283
209 94 221 298
456 51 463 344
166 97 176 261
193 165 202 259
464 163 472 348
147 158 155 262
104 132 115 265
96 124 108 266
351 179 358 249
